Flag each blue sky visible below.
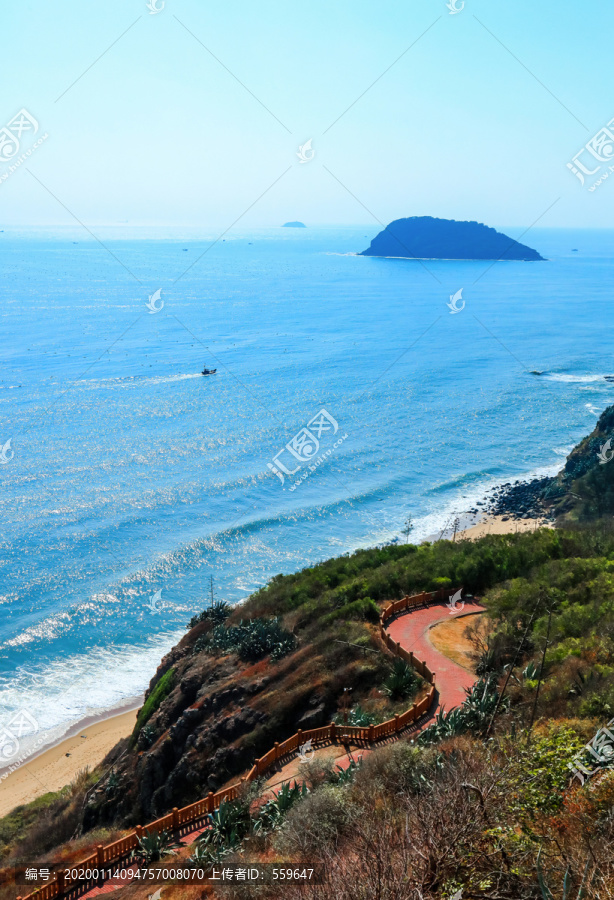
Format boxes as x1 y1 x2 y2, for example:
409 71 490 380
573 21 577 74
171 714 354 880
1 0 613 229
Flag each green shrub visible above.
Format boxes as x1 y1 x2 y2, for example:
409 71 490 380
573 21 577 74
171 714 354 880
507 723 585 819
579 692 614 719
322 596 380 626
133 667 175 740
274 784 351 857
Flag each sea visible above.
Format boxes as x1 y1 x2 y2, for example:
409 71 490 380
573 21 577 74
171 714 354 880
1 223 613 763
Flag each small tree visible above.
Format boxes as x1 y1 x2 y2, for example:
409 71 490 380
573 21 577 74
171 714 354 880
401 516 414 544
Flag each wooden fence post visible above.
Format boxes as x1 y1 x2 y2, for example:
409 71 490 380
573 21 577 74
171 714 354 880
330 721 336 741
297 729 302 747
207 791 214 813
97 845 104 868
56 871 65 897
368 724 374 742
394 715 400 732
172 808 179 830
275 742 279 760
135 825 143 839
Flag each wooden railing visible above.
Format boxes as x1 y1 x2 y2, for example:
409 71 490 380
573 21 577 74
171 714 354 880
18 586 458 900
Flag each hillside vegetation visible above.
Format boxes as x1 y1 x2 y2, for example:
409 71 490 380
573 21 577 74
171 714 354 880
3 522 614 895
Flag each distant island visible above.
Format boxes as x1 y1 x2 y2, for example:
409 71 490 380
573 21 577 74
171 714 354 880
282 221 306 228
359 216 544 261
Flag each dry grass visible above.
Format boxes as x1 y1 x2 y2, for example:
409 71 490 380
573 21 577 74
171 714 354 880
428 612 485 671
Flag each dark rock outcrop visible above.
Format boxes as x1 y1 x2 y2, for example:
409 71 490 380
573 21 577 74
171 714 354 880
482 403 614 524
359 217 544 261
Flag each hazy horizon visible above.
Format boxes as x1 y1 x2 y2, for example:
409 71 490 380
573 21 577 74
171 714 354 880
2 0 613 231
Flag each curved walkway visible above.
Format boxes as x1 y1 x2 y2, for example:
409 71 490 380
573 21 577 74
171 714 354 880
387 600 485 714
263 599 485 793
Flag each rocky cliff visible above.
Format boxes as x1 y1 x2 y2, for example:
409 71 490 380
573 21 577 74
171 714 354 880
81 568 411 828
488 403 614 522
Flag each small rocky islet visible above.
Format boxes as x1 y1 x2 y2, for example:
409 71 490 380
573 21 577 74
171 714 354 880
359 216 544 261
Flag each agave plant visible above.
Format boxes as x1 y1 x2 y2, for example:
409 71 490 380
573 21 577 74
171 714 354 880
462 675 506 733
138 723 157 750
254 780 308 833
189 599 232 630
137 829 179 863
104 769 120 796
419 676 505 745
476 648 500 676
419 706 466 745
188 839 234 868
332 757 363 786
206 617 296 662
536 848 594 899
523 661 539 681
196 799 251 853
334 704 378 727
382 658 419 701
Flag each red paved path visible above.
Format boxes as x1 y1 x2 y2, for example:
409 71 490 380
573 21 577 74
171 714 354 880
75 598 485 899
387 600 485 714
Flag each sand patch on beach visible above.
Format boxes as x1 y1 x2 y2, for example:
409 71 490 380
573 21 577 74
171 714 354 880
0 708 138 818
458 514 551 540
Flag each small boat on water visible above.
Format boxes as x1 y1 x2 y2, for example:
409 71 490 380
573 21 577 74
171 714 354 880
202 365 217 376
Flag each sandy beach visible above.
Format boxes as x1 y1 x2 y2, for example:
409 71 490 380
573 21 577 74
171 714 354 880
457 514 551 540
0 706 139 819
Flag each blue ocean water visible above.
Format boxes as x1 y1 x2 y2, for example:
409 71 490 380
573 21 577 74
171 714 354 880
1 224 613 759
